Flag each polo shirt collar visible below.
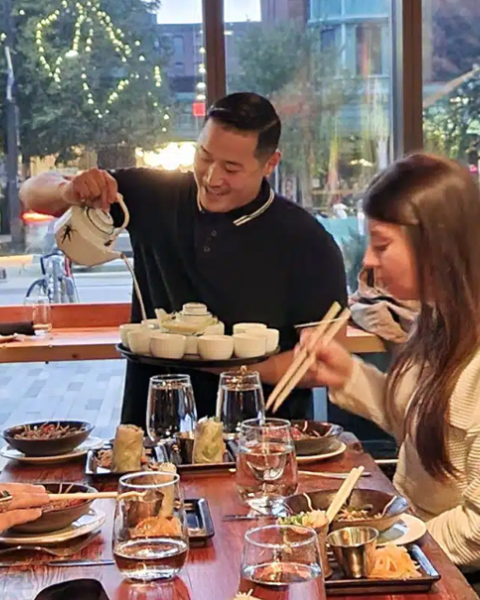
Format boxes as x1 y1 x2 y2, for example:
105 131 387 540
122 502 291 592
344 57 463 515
197 179 275 226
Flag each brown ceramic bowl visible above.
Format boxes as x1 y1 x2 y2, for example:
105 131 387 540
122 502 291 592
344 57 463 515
283 489 409 533
291 420 344 456
3 421 93 457
10 482 97 534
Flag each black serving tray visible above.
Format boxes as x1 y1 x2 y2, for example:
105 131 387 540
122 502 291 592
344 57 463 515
325 544 440 596
85 441 164 477
116 343 279 368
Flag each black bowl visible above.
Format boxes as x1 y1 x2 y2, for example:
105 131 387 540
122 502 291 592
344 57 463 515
291 420 344 456
283 489 409 533
10 482 97 534
3 420 93 457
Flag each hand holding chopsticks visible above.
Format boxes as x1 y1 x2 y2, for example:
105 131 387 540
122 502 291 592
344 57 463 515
266 302 351 414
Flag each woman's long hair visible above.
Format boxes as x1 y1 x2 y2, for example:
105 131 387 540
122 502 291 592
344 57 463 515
364 153 480 479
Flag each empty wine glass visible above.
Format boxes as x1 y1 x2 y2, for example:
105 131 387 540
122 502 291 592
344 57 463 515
236 418 298 514
113 470 189 582
240 524 326 597
217 370 265 436
146 374 197 444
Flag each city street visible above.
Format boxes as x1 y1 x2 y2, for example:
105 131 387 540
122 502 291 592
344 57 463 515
0 268 132 305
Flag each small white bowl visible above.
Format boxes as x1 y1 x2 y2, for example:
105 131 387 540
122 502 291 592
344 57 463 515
119 324 143 348
150 332 186 359
246 327 280 353
141 319 160 330
204 322 225 335
197 335 234 361
182 302 208 315
128 329 151 355
185 336 199 355
233 333 266 359
233 322 268 334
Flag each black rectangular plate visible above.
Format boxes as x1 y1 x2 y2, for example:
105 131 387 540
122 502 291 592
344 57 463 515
185 498 215 545
85 442 165 477
325 545 440 596
156 440 235 472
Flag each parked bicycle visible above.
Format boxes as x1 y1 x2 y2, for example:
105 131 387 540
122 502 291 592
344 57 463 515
25 247 78 304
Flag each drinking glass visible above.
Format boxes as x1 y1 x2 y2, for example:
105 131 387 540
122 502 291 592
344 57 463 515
236 418 298 514
113 470 189 582
217 370 265 436
24 294 52 336
146 374 197 443
240 524 326 597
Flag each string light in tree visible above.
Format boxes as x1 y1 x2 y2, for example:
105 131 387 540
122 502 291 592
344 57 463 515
34 0 169 122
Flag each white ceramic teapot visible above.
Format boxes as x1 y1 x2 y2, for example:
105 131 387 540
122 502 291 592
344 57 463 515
54 194 130 267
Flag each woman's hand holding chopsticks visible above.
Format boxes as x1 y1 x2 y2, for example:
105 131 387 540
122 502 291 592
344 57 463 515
296 329 355 389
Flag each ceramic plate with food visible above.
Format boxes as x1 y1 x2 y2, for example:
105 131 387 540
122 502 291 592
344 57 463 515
0 436 103 464
2 420 93 457
296 441 347 464
291 420 344 456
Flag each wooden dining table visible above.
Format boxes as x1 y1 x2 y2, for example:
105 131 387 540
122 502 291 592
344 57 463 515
0 437 475 600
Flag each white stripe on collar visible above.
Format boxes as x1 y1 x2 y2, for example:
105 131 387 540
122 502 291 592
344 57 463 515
197 189 275 227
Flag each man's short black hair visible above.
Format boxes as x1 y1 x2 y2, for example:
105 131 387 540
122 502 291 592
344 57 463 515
206 92 281 160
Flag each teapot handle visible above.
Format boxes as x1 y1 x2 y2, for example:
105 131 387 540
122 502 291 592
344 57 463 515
113 193 130 235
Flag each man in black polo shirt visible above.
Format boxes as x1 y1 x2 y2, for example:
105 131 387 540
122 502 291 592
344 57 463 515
20 92 347 427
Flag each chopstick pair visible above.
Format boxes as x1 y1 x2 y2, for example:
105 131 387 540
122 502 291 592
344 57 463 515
265 302 350 414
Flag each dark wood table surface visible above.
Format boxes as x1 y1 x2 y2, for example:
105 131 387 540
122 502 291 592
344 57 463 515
0 439 475 600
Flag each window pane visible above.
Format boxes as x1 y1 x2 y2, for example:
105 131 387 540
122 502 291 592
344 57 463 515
423 0 480 173
0 0 204 305
226 0 393 292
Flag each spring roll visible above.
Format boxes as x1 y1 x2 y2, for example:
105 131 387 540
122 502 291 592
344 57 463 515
112 424 144 472
192 417 226 464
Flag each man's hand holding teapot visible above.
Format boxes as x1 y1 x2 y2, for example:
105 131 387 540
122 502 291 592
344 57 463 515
60 168 118 211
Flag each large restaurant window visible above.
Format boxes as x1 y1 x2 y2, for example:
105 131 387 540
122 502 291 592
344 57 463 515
423 0 480 175
0 0 204 305
225 0 393 292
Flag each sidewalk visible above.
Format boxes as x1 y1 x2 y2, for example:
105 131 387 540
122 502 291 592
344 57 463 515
0 360 125 440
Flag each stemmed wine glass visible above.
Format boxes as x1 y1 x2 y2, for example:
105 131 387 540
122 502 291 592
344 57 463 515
146 374 197 445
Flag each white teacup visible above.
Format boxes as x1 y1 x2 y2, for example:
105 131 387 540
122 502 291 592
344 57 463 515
204 322 225 335
119 323 143 348
246 327 280 353
185 336 199 355
141 318 160 330
233 333 267 359
128 329 151 355
233 322 268 335
150 332 186 359
198 335 234 361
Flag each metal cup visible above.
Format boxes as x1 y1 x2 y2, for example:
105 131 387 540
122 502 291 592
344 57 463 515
327 526 378 579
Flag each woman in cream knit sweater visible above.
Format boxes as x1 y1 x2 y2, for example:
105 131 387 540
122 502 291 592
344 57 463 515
302 153 480 572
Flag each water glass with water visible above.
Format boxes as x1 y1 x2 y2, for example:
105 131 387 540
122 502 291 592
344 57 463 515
236 418 298 514
146 374 197 443
217 370 265 436
113 470 189 582
240 524 326 598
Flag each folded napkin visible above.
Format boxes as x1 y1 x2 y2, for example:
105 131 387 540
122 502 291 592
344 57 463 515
0 321 35 336
34 579 110 600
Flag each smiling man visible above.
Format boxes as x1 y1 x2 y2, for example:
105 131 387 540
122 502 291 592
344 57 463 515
20 92 347 426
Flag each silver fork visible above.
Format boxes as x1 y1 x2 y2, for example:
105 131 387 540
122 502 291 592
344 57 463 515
0 531 100 558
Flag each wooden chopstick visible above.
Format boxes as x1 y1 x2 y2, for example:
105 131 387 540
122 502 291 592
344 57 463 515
325 466 364 523
271 307 350 414
47 491 145 502
265 302 342 412
299 470 371 479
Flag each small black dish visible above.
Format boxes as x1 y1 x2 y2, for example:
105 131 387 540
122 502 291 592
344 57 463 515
3 421 93 457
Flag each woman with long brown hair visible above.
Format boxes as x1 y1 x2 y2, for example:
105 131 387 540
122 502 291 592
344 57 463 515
302 153 480 571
